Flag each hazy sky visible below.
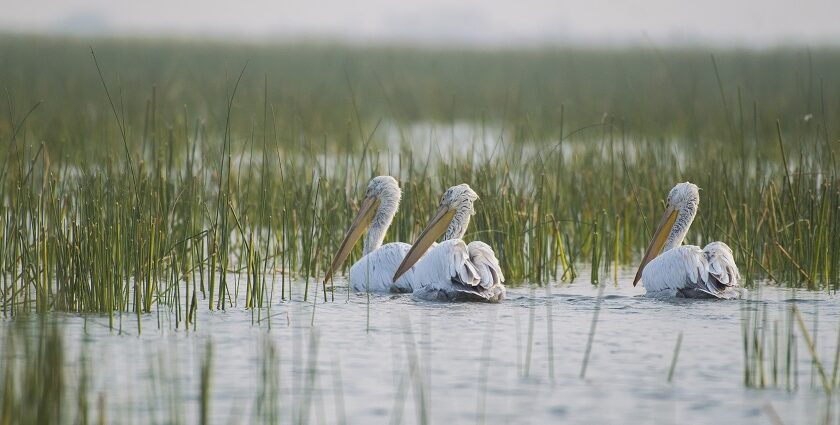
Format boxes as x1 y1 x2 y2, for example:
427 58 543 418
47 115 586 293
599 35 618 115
2 0 839 46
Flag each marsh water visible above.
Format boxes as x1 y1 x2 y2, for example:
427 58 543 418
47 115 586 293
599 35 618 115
4 268 839 424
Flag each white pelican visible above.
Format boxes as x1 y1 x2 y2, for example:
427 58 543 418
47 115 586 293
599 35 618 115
392 184 506 302
633 182 746 299
323 176 416 293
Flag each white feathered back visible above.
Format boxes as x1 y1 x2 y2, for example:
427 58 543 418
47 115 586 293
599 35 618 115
410 240 505 302
640 243 745 299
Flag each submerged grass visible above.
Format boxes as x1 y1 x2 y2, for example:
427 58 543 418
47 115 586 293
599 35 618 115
0 318 330 425
0 35 839 318
741 290 840 397
0 321 69 425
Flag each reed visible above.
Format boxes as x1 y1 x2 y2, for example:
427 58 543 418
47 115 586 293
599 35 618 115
0 35 838 320
0 320 72 425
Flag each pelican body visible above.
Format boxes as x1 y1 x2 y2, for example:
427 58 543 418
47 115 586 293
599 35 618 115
324 176 415 293
633 182 746 299
393 184 506 302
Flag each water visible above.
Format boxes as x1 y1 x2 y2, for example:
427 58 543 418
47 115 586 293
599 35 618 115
3 268 839 424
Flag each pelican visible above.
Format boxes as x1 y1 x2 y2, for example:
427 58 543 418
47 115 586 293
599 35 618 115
323 176 416 293
392 184 506 302
633 182 746 299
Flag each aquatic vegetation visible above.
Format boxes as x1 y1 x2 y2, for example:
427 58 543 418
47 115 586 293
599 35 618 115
0 35 838 320
0 319 320 425
0 321 70 425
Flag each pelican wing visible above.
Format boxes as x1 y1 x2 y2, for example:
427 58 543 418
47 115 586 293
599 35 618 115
699 242 744 299
413 240 480 286
703 242 740 288
640 244 745 299
410 240 505 302
467 241 505 289
349 242 413 293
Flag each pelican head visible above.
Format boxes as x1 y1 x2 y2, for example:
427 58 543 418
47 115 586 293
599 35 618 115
323 176 401 284
392 184 478 281
632 182 699 286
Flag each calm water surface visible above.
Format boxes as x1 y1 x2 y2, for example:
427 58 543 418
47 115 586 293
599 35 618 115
4 268 839 424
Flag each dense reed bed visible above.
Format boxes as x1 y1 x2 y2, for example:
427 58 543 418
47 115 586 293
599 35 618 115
0 35 838 318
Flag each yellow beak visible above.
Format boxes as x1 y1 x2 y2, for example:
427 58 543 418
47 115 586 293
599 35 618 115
392 205 455 282
632 206 678 287
323 195 380 285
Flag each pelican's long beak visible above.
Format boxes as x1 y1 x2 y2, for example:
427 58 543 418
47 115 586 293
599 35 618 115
392 205 455 282
632 206 678 287
323 195 380 285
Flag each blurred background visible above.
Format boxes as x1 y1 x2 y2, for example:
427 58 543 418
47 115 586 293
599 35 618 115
2 0 839 158
0 0 840 46
2 0 840 46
